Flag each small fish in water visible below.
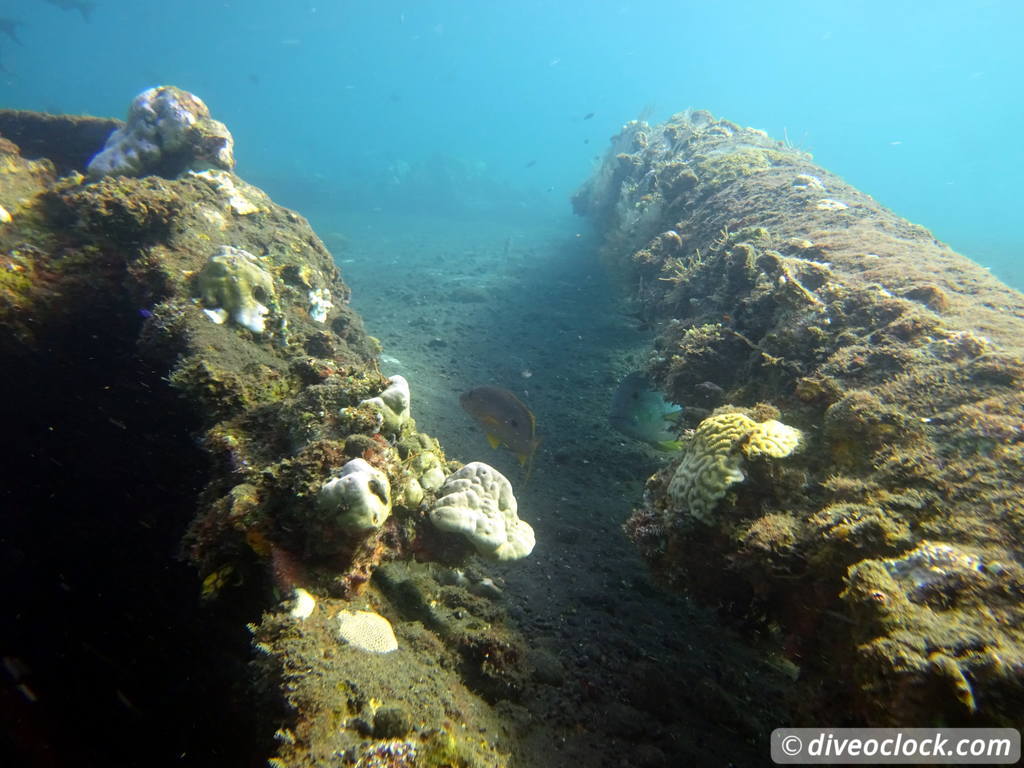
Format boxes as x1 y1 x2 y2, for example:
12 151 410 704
524 159 537 168
42 0 96 23
609 372 684 451
0 18 22 44
200 563 235 600
583 112 595 120
460 386 541 481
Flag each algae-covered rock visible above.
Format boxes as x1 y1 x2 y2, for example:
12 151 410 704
0 91 573 768
0 109 121 175
841 541 1024 725
582 108 1024 726
251 564 520 766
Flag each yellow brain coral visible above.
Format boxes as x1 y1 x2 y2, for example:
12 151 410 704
743 418 804 459
667 412 802 523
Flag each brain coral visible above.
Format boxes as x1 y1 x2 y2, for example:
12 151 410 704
429 462 535 561
667 412 802 523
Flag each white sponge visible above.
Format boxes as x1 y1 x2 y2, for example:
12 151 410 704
317 458 392 532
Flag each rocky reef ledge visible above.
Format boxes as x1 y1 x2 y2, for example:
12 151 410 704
1 90 535 767
574 109 1024 727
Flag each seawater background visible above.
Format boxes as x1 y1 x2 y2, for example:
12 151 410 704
1 0 1022 287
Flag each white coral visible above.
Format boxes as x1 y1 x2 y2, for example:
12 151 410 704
87 86 234 178
429 462 535 561
317 458 392 532
359 375 411 436
337 610 398 653
307 288 333 323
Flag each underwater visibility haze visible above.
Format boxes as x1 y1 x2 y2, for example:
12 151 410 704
2 1 1024 766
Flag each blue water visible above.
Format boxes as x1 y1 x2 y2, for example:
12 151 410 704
2 0 1022 287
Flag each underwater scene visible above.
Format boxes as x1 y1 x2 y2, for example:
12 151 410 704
2 1 1023 766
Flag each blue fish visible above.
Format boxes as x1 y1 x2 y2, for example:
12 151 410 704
609 373 683 450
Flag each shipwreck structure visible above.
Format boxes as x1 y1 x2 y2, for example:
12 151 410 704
0 90 534 767
574 109 1024 726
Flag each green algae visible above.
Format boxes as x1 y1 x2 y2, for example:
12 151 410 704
692 147 788 186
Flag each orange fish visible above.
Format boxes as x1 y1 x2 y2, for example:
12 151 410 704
459 386 541 482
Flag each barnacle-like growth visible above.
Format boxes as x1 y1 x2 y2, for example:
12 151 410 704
667 412 802 523
195 245 276 333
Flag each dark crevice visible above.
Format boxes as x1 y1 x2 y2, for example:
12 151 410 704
1 307 268 767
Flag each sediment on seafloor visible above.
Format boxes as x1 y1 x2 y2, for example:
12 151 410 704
574 109 1024 726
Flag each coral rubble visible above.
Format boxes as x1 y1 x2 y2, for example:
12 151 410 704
578 109 1024 726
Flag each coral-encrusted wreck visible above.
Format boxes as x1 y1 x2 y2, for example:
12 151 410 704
575 110 1024 727
1 90 529 767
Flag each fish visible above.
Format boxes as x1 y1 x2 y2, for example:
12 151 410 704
609 372 683 450
583 112 595 120
42 0 95 22
459 386 541 479
0 18 22 44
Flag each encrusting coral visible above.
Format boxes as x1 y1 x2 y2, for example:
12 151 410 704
195 245 277 333
359 374 412 437
317 458 393 533
336 609 399 654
